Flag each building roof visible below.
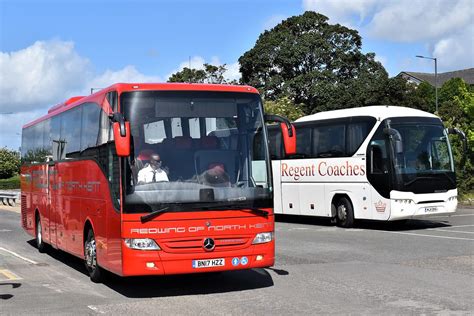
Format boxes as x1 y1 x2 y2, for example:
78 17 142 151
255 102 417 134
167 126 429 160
399 68 474 88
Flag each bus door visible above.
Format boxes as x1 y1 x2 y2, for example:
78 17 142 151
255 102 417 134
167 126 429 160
46 160 59 248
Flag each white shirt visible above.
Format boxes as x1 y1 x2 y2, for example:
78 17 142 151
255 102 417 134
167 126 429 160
137 165 169 183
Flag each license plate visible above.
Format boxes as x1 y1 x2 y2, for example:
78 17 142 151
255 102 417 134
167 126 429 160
192 258 225 269
424 206 438 213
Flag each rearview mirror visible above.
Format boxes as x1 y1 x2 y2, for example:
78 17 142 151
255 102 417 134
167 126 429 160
264 114 296 156
384 127 403 154
447 127 467 154
110 112 130 157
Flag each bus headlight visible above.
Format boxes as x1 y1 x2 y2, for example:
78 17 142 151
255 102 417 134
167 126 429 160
252 232 273 244
124 238 161 250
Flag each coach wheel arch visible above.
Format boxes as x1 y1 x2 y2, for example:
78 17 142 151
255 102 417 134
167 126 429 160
83 222 104 283
331 194 355 228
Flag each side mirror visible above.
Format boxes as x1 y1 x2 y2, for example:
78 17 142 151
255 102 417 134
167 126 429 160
113 122 131 157
447 127 467 154
264 114 296 156
110 112 130 157
384 127 403 154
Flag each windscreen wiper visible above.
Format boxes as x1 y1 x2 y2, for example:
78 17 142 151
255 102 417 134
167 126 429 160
140 207 170 223
403 176 437 186
140 203 269 223
198 204 269 217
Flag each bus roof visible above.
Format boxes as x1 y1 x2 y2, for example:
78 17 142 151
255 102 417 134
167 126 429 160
23 83 259 129
295 105 439 123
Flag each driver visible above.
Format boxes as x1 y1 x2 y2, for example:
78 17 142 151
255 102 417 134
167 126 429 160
137 153 169 184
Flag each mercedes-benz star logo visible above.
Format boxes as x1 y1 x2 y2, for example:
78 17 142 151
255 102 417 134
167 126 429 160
203 238 215 251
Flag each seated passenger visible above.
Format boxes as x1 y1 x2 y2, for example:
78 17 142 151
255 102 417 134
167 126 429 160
199 163 231 187
137 153 169 184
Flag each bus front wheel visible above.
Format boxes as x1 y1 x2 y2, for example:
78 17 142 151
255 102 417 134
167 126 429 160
84 229 104 283
335 197 354 228
36 215 46 253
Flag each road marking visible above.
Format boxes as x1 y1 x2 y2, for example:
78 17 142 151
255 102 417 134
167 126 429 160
0 269 22 281
428 229 474 234
0 247 38 265
358 230 474 241
443 225 474 228
0 229 12 232
428 214 474 218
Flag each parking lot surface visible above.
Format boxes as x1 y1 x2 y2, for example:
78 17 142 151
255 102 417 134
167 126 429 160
1 206 473 315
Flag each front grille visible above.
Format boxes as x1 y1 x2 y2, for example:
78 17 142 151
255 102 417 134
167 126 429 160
417 200 444 204
161 236 250 253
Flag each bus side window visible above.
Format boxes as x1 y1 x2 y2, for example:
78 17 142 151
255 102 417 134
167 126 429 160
370 145 384 174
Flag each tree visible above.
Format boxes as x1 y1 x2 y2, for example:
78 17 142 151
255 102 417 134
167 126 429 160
263 97 305 122
437 78 474 196
168 63 234 84
239 11 389 114
0 147 20 179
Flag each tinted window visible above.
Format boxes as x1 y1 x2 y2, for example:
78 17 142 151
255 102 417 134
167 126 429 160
21 126 34 162
313 123 345 157
81 103 101 151
51 115 62 161
347 119 376 155
268 126 283 159
61 107 82 157
296 127 311 156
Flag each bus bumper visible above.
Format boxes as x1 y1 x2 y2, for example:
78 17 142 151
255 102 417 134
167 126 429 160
121 241 274 276
389 189 458 220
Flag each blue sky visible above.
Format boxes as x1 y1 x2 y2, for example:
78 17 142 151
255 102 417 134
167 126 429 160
1 0 473 150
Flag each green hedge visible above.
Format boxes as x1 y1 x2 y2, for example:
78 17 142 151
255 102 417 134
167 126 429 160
0 175 20 190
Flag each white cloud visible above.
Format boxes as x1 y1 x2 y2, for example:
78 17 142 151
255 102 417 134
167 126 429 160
432 27 474 71
0 110 44 150
89 65 161 89
224 62 241 82
302 0 474 72
369 0 472 42
0 40 162 116
0 40 92 114
303 0 378 26
0 40 163 149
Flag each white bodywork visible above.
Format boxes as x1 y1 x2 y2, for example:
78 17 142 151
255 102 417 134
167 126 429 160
273 106 458 221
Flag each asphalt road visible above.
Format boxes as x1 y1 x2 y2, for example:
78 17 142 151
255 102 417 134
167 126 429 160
1 206 473 315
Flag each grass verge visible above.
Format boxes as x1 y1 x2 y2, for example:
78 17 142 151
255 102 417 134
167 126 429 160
0 175 20 190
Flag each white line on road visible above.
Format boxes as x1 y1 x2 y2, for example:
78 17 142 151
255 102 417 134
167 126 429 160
428 214 474 218
0 247 38 265
443 225 474 228
0 229 12 232
357 230 474 241
427 229 474 234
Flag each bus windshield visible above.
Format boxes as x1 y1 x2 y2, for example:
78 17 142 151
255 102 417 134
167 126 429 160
121 91 272 213
387 119 456 191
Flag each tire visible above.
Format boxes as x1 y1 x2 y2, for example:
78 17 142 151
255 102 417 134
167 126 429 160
36 216 47 253
84 229 104 283
335 197 354 228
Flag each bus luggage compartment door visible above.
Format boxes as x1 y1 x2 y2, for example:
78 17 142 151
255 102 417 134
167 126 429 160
281 183 301 215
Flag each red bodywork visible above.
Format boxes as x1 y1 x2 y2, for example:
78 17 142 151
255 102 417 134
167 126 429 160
21 83 275 277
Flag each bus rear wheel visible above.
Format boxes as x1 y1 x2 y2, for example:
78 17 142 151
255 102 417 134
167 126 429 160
36 216 46 253
84 229 104 283
335 197 354 228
